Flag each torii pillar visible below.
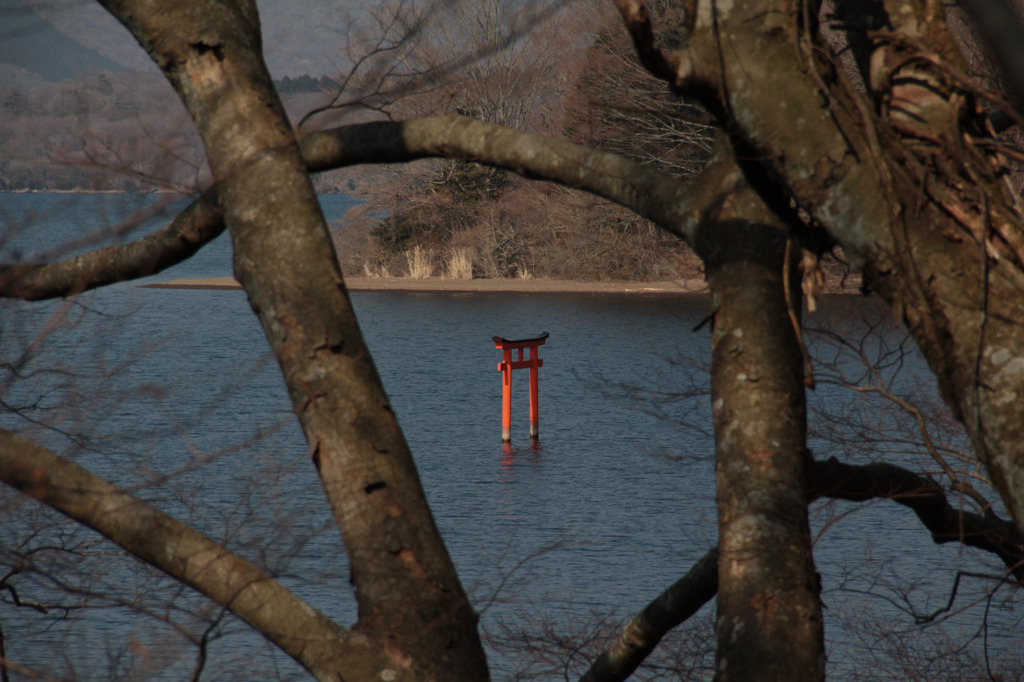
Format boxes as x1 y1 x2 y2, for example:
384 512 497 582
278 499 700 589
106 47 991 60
492 332 549 442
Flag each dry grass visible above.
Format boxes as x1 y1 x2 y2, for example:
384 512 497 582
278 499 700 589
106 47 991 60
444 248 474 279
404 246 434 278
363 261 391 278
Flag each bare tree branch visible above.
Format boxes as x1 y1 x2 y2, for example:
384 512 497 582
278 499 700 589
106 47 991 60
0 115 727 301
0 189 224 301
810 457 1024 581
580 455 1024 682
578 547 717 682
301 115 719 241
300 0 575 130
0 428 409 682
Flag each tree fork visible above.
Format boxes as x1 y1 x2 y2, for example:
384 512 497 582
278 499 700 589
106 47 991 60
580 450 1024 681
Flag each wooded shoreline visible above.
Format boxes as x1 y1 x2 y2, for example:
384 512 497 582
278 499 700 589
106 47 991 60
143 276 863 295
142 276 709 293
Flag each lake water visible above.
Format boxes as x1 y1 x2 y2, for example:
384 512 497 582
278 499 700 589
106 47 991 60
1 193 1021 680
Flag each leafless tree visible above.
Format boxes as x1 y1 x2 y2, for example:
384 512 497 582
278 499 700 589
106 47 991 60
332 1 703 282
3 0 1024 680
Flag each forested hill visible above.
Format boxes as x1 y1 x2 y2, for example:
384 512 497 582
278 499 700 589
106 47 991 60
2 0 352 87
0 71 338 192
0 0 356 192
0 0 126 87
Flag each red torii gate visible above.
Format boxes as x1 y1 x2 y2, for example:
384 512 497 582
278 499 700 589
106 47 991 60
492 332 549 443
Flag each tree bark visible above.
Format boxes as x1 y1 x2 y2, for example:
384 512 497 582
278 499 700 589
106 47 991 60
0 190 224 301
671 0 1024 532
579 547 718 682
698 142 825 681
94 1 488 678
0 116 701 301
811 457 1024 580
0 429 406 682
581 452 1024 682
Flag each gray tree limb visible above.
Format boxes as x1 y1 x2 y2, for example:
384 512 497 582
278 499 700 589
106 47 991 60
810 457 1024 580
0 115 720 301
0 190 225 301
0 428 408 682
630 0 1024 535
94 0 490 677
580 455 1024 682
578 547 718 682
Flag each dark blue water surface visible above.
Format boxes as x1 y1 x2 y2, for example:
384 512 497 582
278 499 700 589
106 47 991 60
1 194 1020 680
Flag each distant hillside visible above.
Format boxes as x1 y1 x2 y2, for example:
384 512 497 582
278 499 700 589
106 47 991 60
0 0 127 84
0 0 370 193
0 69 353 193
18 0 353 80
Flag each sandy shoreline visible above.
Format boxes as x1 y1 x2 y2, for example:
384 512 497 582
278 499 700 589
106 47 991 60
142 275 865 295
141 276 714 294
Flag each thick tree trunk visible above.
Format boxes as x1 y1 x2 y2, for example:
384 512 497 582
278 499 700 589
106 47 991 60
6 2 1023 676
673 0 1024 533
698 145 825 681
95 1 488 678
